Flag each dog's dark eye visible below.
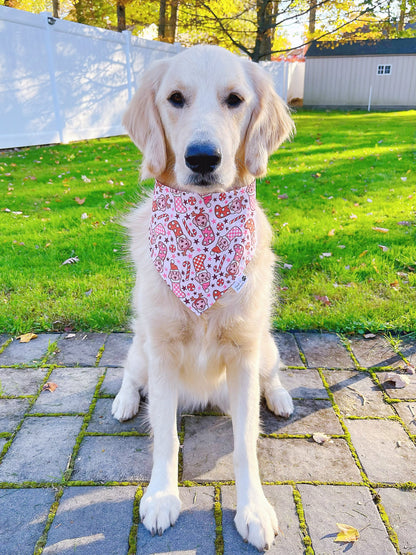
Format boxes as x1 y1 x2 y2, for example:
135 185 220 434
226 93 243 108
168 91 185 108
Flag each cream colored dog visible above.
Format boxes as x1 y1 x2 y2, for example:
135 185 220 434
112 45 295 551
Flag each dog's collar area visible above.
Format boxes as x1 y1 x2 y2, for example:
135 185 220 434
149 179 257 315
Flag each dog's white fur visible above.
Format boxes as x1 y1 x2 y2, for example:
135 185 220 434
112 45 295 551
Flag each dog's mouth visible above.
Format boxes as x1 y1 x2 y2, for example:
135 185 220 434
186 172 221 188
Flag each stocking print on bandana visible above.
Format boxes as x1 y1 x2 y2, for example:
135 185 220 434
149 180 257 315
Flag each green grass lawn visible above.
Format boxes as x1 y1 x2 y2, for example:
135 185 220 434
1 111 415 335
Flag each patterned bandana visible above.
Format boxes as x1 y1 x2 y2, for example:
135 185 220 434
149 180 257 315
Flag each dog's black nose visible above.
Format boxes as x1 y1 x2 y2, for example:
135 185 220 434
185 143 221 175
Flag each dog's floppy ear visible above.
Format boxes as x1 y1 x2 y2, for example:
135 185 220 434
244 61 295 177
122 59 168 178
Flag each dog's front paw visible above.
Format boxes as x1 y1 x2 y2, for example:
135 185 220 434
111 387 140 421
140 488 181 536
235 495 278 551
265 386 294 418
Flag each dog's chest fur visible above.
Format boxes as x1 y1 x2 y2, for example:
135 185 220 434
126 194 275 403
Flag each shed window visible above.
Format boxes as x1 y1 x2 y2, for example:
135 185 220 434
377 64 392 75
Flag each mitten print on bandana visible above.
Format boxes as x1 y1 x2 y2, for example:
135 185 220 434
149 181 257 315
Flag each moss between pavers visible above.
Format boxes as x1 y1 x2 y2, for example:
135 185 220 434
344 415 401 421
95 343 106 366
42 340 59 365
0 338 13 354
292 486 313 554
214 485 224 555
33 486 64 555
85 431 149 437
128 486 143 555
317 369 371 487
369 485 401 552
260 432 345 439
338 333 361 369
62 372 106 482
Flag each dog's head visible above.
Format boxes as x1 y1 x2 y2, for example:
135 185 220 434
123 45 294 191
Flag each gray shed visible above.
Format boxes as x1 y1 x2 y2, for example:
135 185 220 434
304 38 416 109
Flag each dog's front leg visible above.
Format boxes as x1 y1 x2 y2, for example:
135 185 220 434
227 349 278 551
140 353 181 536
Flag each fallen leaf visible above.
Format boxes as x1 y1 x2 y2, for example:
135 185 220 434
81 175 91 183
328 229 335 236
335 523 360 543
373 227 389 233
75 197 86 205
397 221 412 226
363 333 376 339
313 432 331 444
314 295 331 306
404 364 415 375
42 382 58 392
358 250 368 258
17 333 38 343
378 245 389 252
383 373 409 389
278 193 288 199
319 252 332 259
61 256 79 265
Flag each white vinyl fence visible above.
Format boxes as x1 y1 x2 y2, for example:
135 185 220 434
0 6 182 149
0 6 298 150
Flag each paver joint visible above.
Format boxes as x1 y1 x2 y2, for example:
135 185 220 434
0 331 415 554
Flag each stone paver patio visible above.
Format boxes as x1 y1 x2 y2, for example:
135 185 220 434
0 331 415 554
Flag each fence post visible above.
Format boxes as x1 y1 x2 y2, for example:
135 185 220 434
368 85 373 112
43 12 64 143
123 30 133 102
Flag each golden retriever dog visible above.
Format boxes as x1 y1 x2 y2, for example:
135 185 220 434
112 45 295 551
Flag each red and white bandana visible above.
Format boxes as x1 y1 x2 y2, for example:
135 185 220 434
149 180 257 315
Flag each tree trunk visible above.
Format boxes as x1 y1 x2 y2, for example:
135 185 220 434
117 0 126 31
398 0 406 31
165 0 179 43
52 0 59 18
253 0 278 62
309 0 317 34
158 0 167 40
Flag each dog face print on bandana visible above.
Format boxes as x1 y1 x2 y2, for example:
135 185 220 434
149 180 257 315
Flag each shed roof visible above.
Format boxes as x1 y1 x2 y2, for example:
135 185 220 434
306 38 416 57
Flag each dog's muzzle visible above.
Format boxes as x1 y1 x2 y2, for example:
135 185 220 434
185 142 222 176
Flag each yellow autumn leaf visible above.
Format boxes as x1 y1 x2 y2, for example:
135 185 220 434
335 523 360 543
17 333 38 343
